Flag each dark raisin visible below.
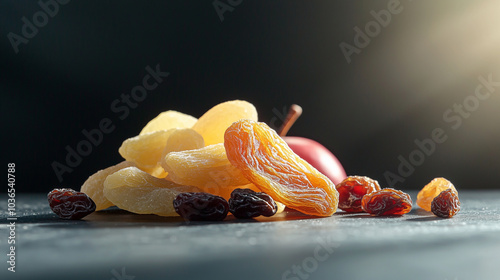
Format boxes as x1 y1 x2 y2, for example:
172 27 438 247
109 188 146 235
431 189 460 218
173 192 228 221
48 188 96 220
229 188 277 219
361 188 412 216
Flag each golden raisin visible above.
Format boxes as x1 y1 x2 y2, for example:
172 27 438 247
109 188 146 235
224 119 338 217
80 161 136 211
417 178 456 211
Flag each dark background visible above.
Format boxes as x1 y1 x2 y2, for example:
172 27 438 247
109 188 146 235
1 0 499 193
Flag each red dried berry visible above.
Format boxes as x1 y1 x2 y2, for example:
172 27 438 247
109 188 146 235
173 192 229 221
48 188 96 220
361 188 412 216
336 176 381 213
431 189 460 218
229 188 277 219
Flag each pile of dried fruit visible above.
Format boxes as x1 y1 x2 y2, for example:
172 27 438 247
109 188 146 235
48 100 460 221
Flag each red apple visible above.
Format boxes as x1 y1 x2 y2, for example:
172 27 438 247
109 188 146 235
284 136 346 185
278 104 347 184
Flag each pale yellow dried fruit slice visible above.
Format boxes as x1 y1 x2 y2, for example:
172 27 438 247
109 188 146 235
192 100 258 146
80 161 136 211
161 143 250 189
162 128 205 157
139 110 197 135
103 167 200 216
417 177 457 211
118 130 175 175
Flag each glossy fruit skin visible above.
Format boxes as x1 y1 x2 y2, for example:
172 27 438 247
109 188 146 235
48 188 96 220
80 161 136 211
162 143 250 189
431 189 460 218
192 100 258 146
361 188 412 216
229 188 277 219
283 136 346 185
336 176 381 213
173 192 229 221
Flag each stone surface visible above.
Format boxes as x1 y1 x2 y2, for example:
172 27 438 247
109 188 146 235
1 191 500 280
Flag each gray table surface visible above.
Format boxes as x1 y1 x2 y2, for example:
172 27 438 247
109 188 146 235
1 191 500 280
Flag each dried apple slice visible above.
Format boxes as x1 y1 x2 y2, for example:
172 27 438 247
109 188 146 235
140 110 197 135
103 167 199 216
161 143 250 189
192 100 258 146
80 161 136 211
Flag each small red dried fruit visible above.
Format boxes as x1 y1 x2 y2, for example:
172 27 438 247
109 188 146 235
173 192 229 221
48 188 96 220
229 188 277 219
336 176 381 213
361 188 412 216
431 189 460 218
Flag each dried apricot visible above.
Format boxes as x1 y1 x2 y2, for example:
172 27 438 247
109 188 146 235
80 161 136 211
431 188 460 218
192 100 258 146
162 128 205 156
417 177 457 211
119 130 175 176
224 119 338 217
361 188 412 216
336 176 381 213
140 110 197 135
103 167 199 216
161 143 250 189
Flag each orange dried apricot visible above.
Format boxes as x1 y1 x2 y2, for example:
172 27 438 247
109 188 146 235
192 100 258 146
103 167 199 216
224 119 338 216
417 177 457 211
80 161 136 211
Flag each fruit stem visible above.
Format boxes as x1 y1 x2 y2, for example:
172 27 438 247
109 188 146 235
278 104 303 137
